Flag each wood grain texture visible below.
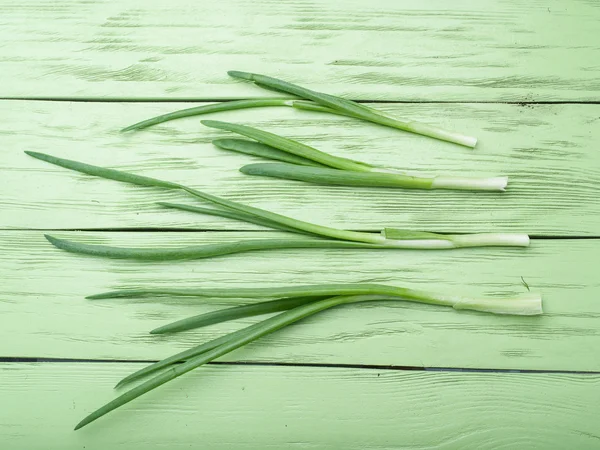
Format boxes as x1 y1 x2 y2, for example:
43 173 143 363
2 231 598 371
1 0 599 101
3 100 600 235
1 362 599 449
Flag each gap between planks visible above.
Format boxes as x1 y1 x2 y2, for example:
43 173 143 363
1 97 600 105
1 357 600 375
2 229 600 239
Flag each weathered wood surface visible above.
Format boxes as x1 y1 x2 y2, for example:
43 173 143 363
2 0 600 445
1 0 599 101
2 230 598 371
1 363 599 449
4 100 600 235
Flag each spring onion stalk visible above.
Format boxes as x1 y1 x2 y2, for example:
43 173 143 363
202 120 373 172
87 283 543 317
26 152 525 250
45 227 530 261
241 163 508 191
212 138 326 167
150 296 328 334
203 121 506 191
228 71 477 148
75 290 541 430
24 151 385 244
117 285 543 386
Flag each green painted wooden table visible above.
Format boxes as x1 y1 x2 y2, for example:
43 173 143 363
1 1 599 448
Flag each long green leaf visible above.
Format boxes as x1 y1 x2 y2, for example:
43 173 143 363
45 235 385 261
228 71 477 147
202 120 373 172
212 138 325 166
88 283 404 300
120 99 292 132
24 151 385 244
150 296 328 334
115 311 297 388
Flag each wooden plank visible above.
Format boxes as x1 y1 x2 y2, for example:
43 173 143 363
1 362 599 448
3 100 600 235
1 0 599 101
1 230 598 371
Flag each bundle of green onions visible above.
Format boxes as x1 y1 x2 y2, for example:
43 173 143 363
122 71 477 148
28 71 536 431
74 283 542 429
203 120 507 191
120 72 503 191
25 151 529 261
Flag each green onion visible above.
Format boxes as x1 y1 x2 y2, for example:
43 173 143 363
228 71 477 148
150 296 328 334
26 152 525 250
118 71 476 147
87 282 544 316
75 289 541 430
203 121 507 191
44 231 528 261
241 162 503 191
212 138 325 167
117 283 543 386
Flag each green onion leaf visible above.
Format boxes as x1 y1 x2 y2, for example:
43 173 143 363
150 295 328 334
120 99 293 132
202 120 373 172
212 138 325 166
45 235 384 261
